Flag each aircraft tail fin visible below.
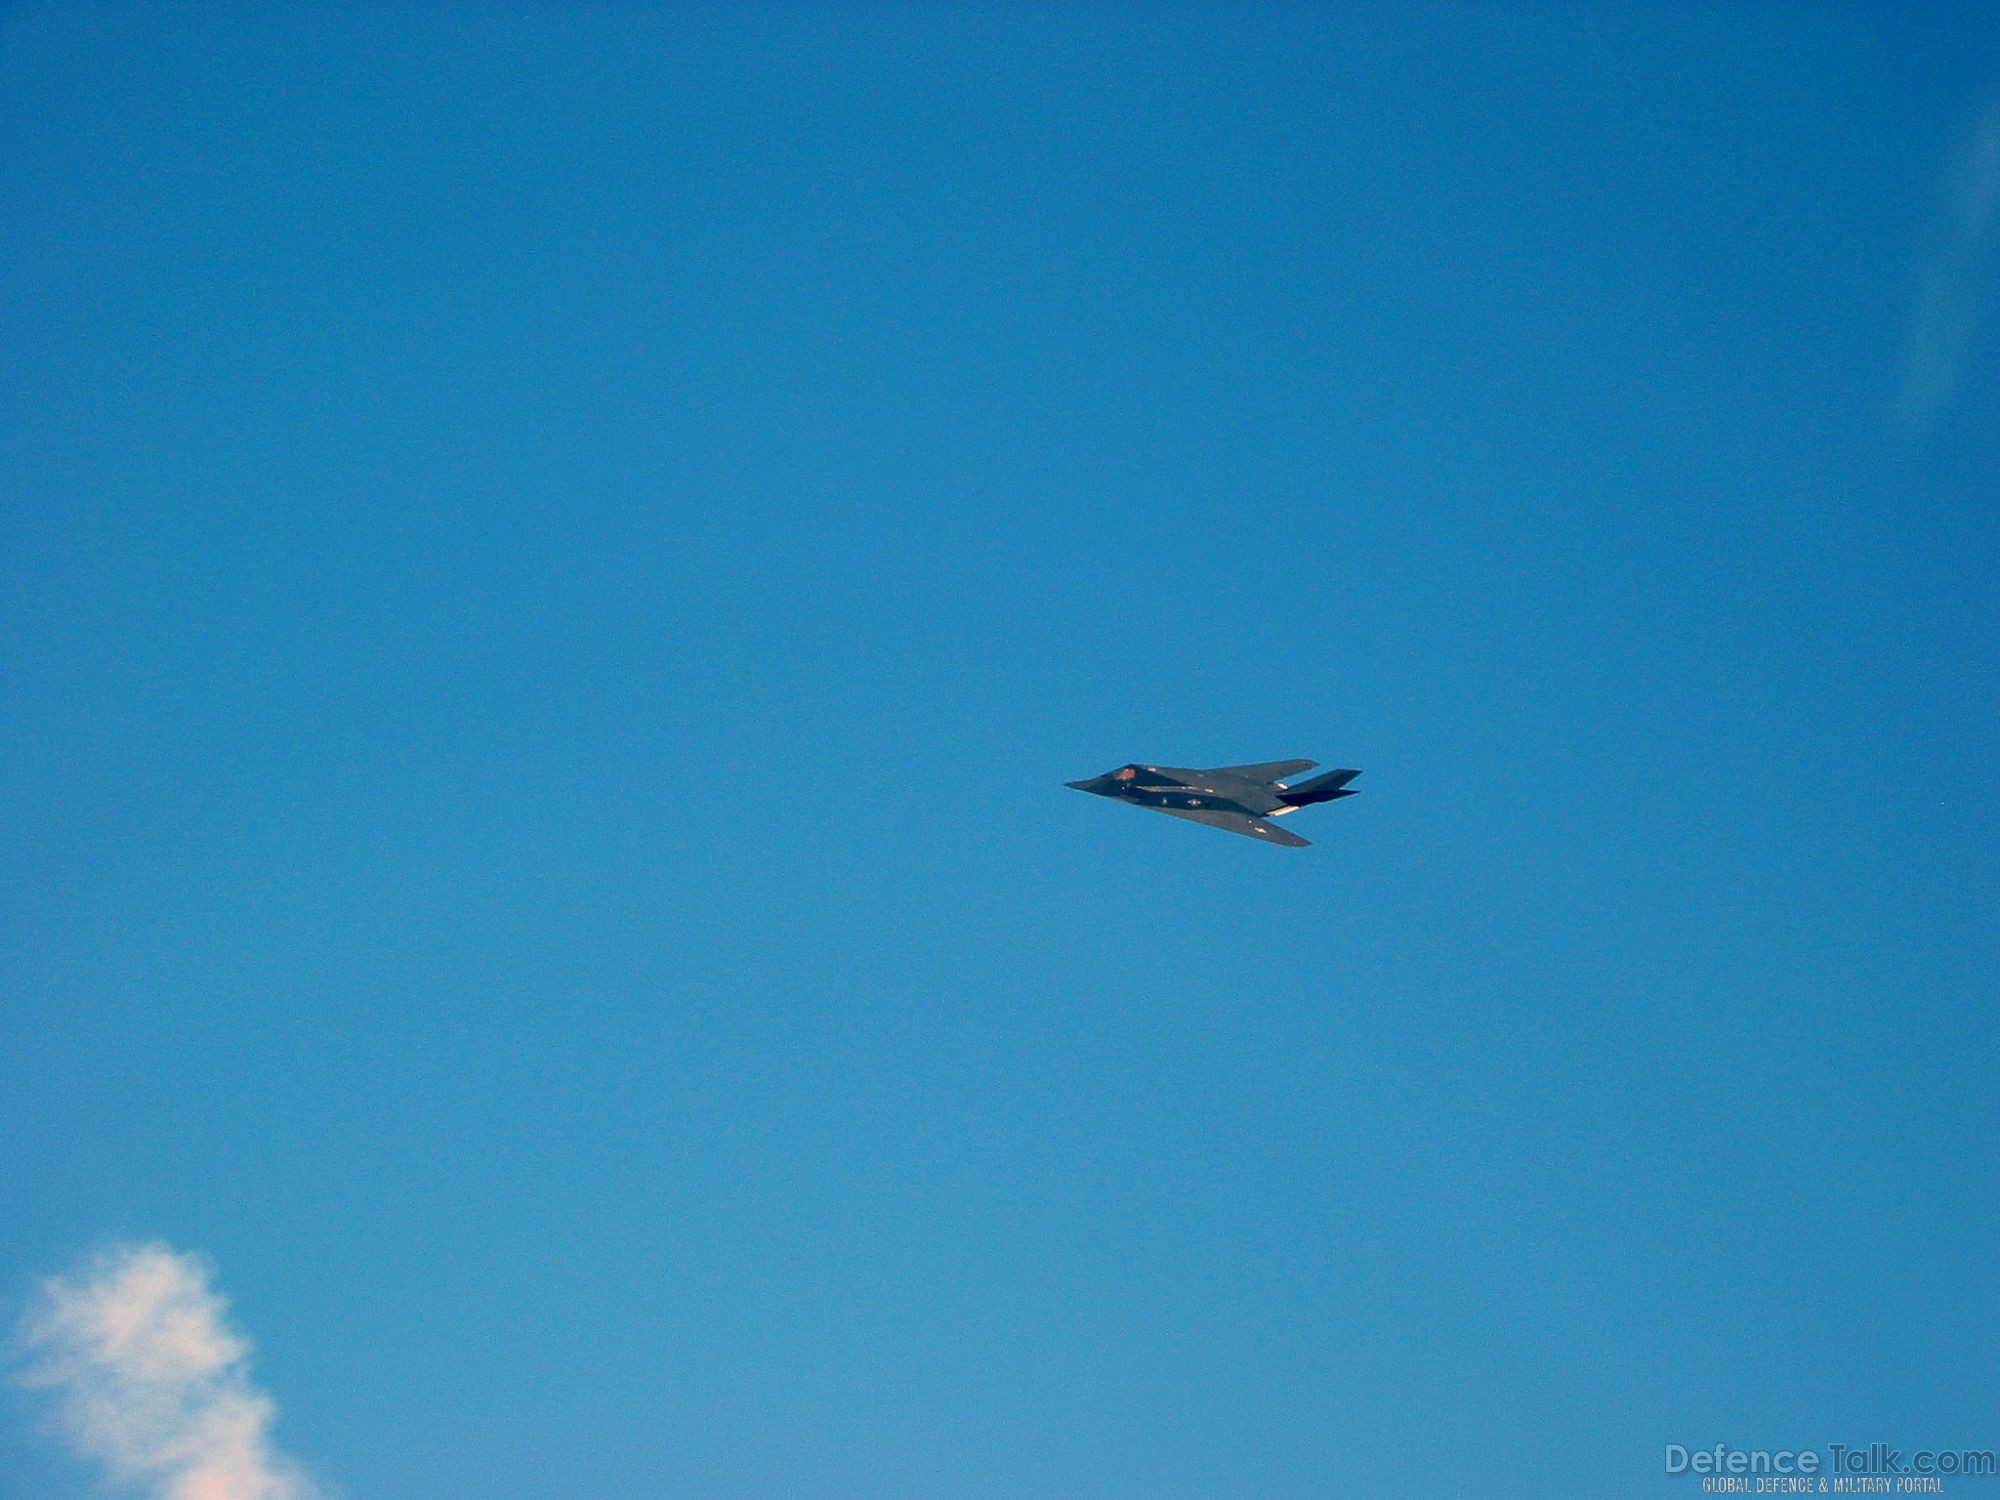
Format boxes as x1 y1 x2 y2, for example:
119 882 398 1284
1278 768 1361 807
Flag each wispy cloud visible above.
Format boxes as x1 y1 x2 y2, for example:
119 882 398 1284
1900 99 2000 428
14 1243 321 1500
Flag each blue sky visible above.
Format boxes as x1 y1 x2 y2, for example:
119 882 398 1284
3 6 1996 1497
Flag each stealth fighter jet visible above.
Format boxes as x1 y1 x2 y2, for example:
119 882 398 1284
1066 760 1361 847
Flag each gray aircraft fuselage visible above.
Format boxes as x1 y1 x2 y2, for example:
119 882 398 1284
1067 765 1285 815
1066 760 1361 847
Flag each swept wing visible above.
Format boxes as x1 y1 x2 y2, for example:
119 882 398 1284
1157 806 1310 847
1208 759 1316 785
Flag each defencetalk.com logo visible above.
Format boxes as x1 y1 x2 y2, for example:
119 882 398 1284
1665 1444 1997 1494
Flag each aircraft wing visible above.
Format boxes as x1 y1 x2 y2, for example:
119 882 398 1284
1206 759 1316 786
1155 806 1310 847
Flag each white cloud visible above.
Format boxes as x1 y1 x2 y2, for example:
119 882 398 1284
14 1243 321 1500
1900 99 2000 428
